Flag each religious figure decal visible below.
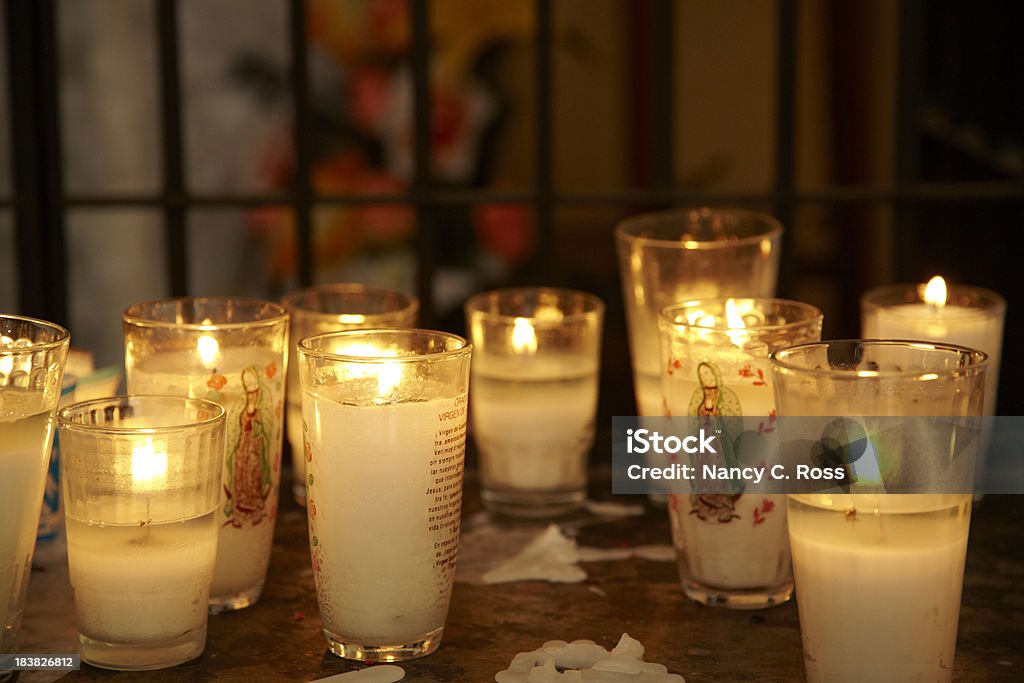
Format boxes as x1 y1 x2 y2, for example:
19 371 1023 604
220 366 274 527
687 361 745 524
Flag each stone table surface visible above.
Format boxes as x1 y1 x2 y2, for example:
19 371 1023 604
19 471 1024 682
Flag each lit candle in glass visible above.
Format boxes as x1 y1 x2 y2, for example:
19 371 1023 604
660 298 822 608
0 316 70 663
616 208 783 503
123 297 289 613
862 276 1005 493
465 288 604 517
771 340 988 682
281 284 418 505
58 396 225 670
299 330 471 661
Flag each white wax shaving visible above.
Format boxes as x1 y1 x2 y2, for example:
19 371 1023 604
483 525 586 584
311 665 405 682
495 633 685 682
482 525 674 585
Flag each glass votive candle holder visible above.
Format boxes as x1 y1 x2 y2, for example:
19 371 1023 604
616 208 783 502
861 276 1005 494
659 298 822 608
464 287 604 517
299 329 471 661
1 315 70 670
58 396 226 671
281 284 418 505
122 297 289 613
771 340 988 683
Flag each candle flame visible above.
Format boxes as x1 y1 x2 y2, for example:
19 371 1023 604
724 298 751 348
131 438 168 488
512 317 538 354
376 362 403 399
725 299 746 328
197 334 220 368
924 276 947 307
338 313 367 325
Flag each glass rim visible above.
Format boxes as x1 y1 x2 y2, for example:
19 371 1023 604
464 286 604 325
614 207 783 250
123 296 289 331
281 283 419 320
660 297 822 332
770 339 990 379
861 282 1006 317
58 395 226 435
298 328 471 364
0 314 71 354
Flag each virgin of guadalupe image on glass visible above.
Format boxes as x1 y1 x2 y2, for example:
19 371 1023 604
225 366 273 527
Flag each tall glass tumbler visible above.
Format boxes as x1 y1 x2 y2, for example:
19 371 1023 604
660 298 822 608
58 396 225 671
0 316 70 674
123 298 289 613
281 284 418 505
299 330 471 661
771 341 988 683
465 288 603 517
616 208 782 501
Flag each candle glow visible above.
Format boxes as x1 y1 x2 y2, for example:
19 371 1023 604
196 335 220 369
724 298 750 348
924 275 948 307
131 438 168 489
511 318 538 354
333 342 404 400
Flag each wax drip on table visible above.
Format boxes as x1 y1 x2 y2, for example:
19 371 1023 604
495 633 685 682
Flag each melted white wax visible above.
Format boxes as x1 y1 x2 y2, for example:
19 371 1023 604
495 633 685 682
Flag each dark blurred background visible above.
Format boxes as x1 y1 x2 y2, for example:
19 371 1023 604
1 0 1022 427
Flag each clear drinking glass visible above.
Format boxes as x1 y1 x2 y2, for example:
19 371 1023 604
465 287 604 517
660 298 822 608
616 208 782 502
123 297 289 613
281 284 418 505
299 329 471 661
58 396 225 671
771 340 988 683
0 315 70 678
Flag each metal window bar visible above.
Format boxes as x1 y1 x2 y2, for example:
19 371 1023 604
157 0 188 297
774 0 797 296
533 0 554 275
411 0 435 322
4 0 1024 329
288 0 314 291
5 0 66 324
